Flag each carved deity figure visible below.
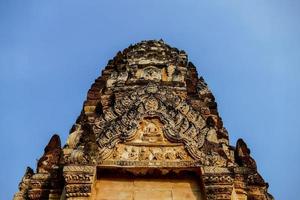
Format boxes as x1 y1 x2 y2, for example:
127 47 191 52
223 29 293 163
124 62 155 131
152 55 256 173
140 66 162 81
140 118 164 143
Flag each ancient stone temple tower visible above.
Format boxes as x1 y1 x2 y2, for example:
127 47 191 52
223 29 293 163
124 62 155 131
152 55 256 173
14 40 273 200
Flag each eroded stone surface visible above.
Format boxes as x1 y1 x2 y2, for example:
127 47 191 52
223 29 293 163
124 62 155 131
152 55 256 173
14 40 273 200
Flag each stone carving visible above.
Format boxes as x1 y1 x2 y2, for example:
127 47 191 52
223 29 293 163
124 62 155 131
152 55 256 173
68 148 88 165
64 174 92 183
139 147 150 160
63 165 95 173
203 174 234 185
107 144 191 162
247 173 266 186
37 134 61 173
92 84 209 161
139 118 164 143
106 71 118 87
63 166 95 198
65 184 91 197
235 139 257 169
175 150 188 160
14 40 272 200
14 135 64 200
138 66 162 81
66 124 83 149
206 128 219 143
100 160 201 168
165 151 176 160
13 167 34 200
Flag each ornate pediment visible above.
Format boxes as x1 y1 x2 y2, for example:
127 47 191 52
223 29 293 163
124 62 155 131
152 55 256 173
91 84 209 162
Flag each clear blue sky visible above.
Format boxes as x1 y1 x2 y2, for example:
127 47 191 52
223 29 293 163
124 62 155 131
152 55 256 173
0 1 299 199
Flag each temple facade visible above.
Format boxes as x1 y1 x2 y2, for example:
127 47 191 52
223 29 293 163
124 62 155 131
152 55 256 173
14 40 273 200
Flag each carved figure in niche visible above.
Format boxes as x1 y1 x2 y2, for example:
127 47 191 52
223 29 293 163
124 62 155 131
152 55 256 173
167 65 175 81
150 148 163 160
128 147 138 160
139 147 150 160
173 70 185 82
140 118 164 143
141 66 161 81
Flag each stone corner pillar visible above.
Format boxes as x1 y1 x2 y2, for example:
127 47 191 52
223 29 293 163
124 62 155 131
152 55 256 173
63 165 96 200
232 174 248 200
202 167 234 200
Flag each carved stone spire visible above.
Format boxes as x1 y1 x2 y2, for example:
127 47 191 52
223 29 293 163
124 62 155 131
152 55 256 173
14 40 273 200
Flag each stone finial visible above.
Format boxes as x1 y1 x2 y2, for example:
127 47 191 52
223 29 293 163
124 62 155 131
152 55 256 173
37 134 62 173
234 138 257 169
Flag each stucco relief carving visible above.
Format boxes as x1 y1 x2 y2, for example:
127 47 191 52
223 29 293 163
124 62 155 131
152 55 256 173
129 117 167 144
66 124 83 149
138 66 162 81
108 144 190 162
106 63 186 89
91 84 209 162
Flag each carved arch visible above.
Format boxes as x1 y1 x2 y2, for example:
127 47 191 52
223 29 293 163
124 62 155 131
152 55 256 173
92 84 209 161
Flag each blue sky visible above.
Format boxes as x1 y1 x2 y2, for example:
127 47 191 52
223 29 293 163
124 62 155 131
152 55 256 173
0 1 299 199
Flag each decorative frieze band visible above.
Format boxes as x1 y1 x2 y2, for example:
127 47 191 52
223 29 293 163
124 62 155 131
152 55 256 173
65 184 91 198
99 160 201 168
63 165 95 173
